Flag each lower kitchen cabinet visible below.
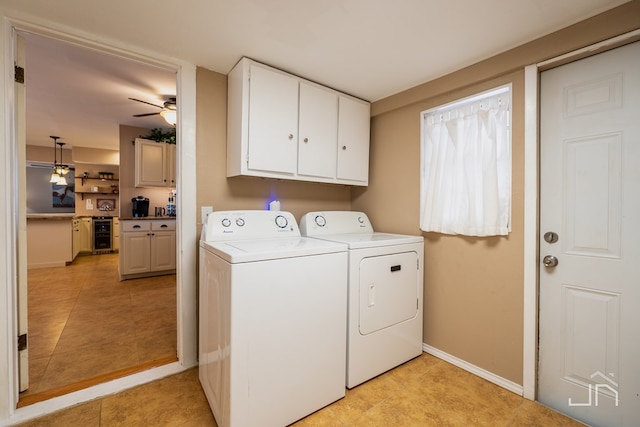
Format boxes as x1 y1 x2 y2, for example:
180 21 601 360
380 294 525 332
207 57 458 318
113 217 119 252
72 218 80 260
119 219 176 280
79 217 92 253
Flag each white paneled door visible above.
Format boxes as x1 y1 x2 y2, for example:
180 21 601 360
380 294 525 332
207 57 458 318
538 41 640 427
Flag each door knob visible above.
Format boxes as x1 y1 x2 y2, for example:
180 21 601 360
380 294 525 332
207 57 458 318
543 255 558 268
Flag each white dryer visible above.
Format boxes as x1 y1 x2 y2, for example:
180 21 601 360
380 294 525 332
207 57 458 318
199 210 348 427
300 211 424 388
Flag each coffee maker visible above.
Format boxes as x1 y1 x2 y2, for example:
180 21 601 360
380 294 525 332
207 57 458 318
131 196 150 217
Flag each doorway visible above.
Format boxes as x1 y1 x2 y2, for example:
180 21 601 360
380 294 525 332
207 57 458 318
17 31 179 404
537 41 640 427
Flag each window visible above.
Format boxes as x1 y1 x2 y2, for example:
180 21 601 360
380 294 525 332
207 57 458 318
420 86 511 236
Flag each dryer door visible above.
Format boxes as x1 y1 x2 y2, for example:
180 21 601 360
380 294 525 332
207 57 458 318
359 251 419 335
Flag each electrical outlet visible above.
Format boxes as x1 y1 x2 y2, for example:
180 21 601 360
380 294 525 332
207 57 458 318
201 206 213 222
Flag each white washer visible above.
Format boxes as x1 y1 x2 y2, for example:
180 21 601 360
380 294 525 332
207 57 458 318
300 211 424 388
199 210 348 427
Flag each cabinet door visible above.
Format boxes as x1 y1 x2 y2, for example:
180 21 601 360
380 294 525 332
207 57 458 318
79 218 93 252
122 232 151 274
112 218 119 251
135 139 167 187
298 82 338 179
72 221 80 259
337 96 370 183
247 64 298 174
150 231 176 271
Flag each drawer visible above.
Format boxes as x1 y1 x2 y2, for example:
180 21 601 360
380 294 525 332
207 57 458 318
121 221 151 232
152 221 176 231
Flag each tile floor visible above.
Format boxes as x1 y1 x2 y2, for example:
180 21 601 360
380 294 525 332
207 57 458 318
21 253 177 401
15 353 586 426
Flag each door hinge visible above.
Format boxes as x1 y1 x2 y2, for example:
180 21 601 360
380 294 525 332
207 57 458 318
15 65 25 84
18 333 27 351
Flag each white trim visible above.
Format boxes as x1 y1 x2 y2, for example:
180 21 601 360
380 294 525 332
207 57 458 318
0 14 198 425
522 64 539 400
423 344 524 396
522 30 640 406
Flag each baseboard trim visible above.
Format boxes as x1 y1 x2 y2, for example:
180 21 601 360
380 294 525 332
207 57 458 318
423 343 524 396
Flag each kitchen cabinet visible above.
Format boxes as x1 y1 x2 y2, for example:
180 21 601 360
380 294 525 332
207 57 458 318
112 217 119 252
72 218 80 260
227 57 370 186
79 217 92 253
72 217 92 259
135 138 176 188
119 219 176 279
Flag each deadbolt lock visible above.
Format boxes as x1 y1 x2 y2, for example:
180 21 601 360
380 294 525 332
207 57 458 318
544 231 559 244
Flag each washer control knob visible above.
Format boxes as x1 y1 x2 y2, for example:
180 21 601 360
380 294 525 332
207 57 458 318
221 218 231 227
275 215 288 229
357 216 365 224
236 218 245 227
315 215 326 227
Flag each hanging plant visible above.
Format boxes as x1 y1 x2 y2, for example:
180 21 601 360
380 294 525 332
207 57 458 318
138 127 176 144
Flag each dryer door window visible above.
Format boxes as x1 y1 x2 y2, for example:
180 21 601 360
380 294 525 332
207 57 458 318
359 251 419 335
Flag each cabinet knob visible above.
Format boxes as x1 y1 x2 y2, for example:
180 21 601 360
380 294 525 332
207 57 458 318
288 134 294 140
342 145 347 150
303 137 309 143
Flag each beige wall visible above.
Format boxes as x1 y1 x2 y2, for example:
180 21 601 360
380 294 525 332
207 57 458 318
195 67 352 232
353 0 640 385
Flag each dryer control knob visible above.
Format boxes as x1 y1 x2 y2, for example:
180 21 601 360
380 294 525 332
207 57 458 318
315 215 326 227
274 215 288 229
221 218 231 227
236 218 245 227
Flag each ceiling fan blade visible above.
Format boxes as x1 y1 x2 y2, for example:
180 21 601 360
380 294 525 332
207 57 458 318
133 112 161 117
128 97 163 109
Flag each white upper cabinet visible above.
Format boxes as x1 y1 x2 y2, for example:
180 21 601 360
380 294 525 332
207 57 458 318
227 58 370 186
135 138 176 188
337 95 371 183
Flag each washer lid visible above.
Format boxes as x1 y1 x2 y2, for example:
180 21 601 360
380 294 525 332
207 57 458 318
309 232 423 249
201 237 347 263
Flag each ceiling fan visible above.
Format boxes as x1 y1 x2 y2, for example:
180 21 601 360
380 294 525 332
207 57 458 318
129 96 177 125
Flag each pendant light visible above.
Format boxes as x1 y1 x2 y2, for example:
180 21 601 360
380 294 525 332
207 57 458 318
56 141 68 186
48 135 61 184
48 135 69 186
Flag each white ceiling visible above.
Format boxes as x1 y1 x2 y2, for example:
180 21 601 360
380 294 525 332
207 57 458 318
1 0 629 151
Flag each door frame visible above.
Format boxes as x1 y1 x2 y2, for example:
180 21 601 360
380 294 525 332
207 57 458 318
0 15 198 423
522 29 640 400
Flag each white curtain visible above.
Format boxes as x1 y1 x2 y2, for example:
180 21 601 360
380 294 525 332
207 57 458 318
420 87 511 236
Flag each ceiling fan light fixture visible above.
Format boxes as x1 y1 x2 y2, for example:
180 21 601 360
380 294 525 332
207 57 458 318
160 108 177 126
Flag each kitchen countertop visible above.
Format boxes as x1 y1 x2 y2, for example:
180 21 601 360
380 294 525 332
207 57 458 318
27 214 75 221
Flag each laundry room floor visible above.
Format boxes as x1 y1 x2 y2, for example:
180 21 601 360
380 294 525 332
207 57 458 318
15 353 585 426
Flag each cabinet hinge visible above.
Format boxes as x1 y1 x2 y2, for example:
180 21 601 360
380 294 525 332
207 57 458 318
18 333 27 351
15 65 25 84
